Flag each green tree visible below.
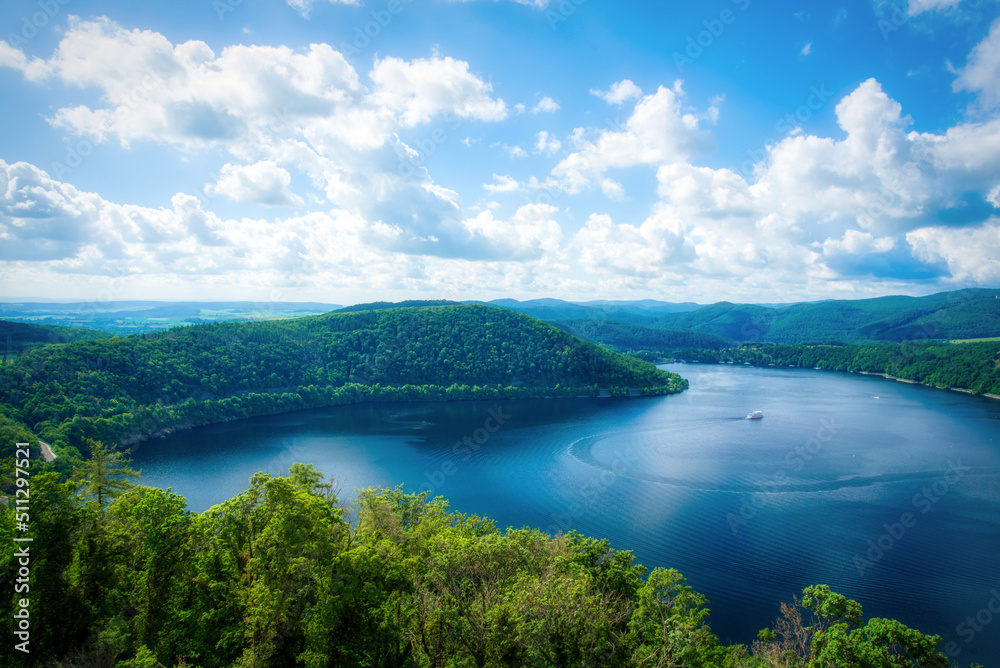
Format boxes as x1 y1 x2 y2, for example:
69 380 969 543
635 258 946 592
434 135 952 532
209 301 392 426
74 438 140 511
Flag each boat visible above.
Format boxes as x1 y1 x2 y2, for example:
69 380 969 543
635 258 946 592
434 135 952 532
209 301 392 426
746 410 764 419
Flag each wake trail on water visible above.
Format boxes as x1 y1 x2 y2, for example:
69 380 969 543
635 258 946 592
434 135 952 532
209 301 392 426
567 429 999 495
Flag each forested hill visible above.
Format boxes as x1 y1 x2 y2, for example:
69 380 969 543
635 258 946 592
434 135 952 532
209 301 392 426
680 341 1000 396
653 288 1000 343
0 304 685 454
0 319 110 356
553 319 733 360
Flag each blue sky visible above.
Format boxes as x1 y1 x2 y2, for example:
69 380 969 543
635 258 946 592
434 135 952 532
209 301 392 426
1 0 999 304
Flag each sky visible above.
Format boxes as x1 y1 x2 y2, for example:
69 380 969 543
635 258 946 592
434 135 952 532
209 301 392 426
1 0 999 305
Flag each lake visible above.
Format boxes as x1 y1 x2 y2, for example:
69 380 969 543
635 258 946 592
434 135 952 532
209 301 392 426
132 364 1000 664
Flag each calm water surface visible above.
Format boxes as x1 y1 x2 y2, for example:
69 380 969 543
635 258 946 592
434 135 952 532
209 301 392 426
133 365 1000 664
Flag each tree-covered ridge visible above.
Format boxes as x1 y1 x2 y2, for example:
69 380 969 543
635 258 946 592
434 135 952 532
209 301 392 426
653 288 1000 343
0 459 956 667
552 319 733 360
680 341 1000 395
0 305 685 454
0 320 111 357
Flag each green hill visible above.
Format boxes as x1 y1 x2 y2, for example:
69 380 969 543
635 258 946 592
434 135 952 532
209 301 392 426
0 319 111 357
0 305 685 453
553 319 733 360
654 288 1000 343
680 341 1000 395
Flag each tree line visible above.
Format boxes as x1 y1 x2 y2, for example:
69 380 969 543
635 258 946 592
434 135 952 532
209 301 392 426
679 341 1000 395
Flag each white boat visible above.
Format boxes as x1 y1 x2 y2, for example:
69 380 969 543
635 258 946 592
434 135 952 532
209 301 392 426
746 410 764 419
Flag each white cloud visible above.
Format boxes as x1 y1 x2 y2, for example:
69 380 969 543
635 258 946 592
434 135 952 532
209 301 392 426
908 219 1000 282
0 18 507 153
822 229 896 254
207 162 304 207
493 143 528 159
568 76 1000 292
591 79 643 105
462 203 563 259
285 0 362 19
952 17 1000 110
0 18 526 262
532 96 560 114
483 174 521 193
447 0 553 8
801 42 813 56
550 82 715 194
988 184 1000 207
535 130 562 155
572 211 692 278
907 0 962 15
371 55 508 126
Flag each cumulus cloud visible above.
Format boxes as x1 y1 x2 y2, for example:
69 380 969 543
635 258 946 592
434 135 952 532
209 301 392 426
952 17 1000 111
535 130 562 155
207 162 304 207
0 158 570 299
4 16 1000 301
591 79 643 105
568 77 1000 293
572 210 692 278
285 0 361 19
549 82 715 193
532 96 560 114
0 17 527 262
483 174 521 193
371 55 508 126
462 203 563 260
907 0 962 15
908 219 1000 282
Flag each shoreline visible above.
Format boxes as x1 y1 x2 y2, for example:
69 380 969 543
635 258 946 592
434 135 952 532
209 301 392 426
104 382 685 450
677 362 1000 400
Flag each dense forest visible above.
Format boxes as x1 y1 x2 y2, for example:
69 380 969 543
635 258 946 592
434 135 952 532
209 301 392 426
0 320 111 358
551 320 733 361
0 451 959 668
679 341 1000 396
0 305 685 465
653 289 1000 343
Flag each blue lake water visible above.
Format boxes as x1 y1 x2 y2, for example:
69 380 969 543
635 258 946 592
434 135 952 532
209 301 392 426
132 364 1000 664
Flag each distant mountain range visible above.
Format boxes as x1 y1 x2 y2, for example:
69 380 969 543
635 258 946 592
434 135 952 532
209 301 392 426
0 300 341 334
2 288 998 347
648 289 1000 344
